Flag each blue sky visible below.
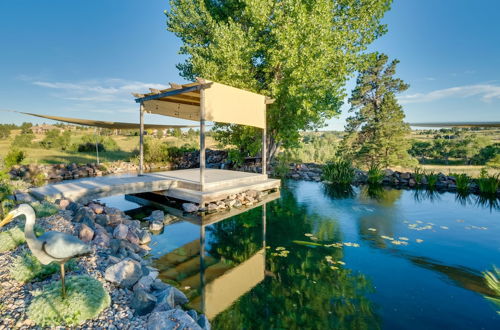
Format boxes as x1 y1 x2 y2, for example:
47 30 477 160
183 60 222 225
0 0 499 130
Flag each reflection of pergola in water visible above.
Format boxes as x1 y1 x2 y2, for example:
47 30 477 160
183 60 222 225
134 78 274 189
127 191 280 319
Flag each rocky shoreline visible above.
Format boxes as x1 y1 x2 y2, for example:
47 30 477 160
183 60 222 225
0 197 211 329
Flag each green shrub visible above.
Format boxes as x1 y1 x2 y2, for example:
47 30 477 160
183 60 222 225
273 153 292 178
0 226 25 252
11 132 34 148
426 171 438 190
0 225 45 253
10 251 77 283
27 275 110 326
486 154 500 169
4 148 26 167
367 164 384 185
477 169 499 196
453 173 470 194
321 160 354 185
76 135 119 152
144 137 169 163
32 201 59 218
483 266 500 315
413 167 425 184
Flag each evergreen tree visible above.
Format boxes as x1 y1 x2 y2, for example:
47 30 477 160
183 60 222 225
166 0 392 162
340 53 414 167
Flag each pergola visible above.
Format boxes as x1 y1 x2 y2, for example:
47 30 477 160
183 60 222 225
133 78 273 190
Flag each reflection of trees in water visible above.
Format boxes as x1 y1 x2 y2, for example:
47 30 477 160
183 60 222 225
322 183 355 199
412 188 442 204
358 186 403 207
212 188 380 330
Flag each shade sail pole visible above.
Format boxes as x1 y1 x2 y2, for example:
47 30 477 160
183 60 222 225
262 127 266 175
200 88 206 192
139 103 144 176
94 127 100 165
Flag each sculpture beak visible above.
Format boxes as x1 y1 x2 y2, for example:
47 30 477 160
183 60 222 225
0 213 14 228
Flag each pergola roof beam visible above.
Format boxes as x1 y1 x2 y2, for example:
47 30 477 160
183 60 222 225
135 85 203 103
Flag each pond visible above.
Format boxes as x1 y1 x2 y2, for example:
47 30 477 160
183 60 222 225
101 180 500 330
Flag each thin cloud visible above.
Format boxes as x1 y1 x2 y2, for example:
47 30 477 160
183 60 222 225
30 78 167 102
399 84 500 104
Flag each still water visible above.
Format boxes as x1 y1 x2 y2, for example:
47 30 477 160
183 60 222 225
102 180 500 329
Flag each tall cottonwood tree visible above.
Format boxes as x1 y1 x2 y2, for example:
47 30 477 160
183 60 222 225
340 53 414 167
166 0 392 163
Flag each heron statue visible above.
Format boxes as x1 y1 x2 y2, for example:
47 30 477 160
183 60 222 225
0 204 92 298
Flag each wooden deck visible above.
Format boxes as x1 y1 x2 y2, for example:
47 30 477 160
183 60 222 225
30 169 281 204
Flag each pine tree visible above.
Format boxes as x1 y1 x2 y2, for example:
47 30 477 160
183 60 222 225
341 53 415 168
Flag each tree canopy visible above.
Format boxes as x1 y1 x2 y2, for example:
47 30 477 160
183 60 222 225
166 0 392 162
340 53 414 168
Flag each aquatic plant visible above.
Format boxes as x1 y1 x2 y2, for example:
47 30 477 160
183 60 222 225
477 169 499 196
426 171 438 190
413 167 425 185
454 173 471 194
27 275 110 326
321 160 354 185
367 164 384 185
10 251 77 283
483 266 500 315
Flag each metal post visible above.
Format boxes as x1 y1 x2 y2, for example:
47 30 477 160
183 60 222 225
94 127 100 165
199 225 206 313
199 88 206 191
139 103 144 176
262 128 267 175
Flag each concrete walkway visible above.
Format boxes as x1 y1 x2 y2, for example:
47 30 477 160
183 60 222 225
30 169 281 204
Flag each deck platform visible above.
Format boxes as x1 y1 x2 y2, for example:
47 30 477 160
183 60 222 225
30 169 281 204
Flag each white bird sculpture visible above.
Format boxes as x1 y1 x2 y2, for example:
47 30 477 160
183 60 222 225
0 204 92 298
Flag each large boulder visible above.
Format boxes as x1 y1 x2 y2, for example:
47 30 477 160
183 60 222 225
78 223 94 243
144 210 164 222
182 203 198 213
113 223 129 240
104 259 142 288
147 310 201 330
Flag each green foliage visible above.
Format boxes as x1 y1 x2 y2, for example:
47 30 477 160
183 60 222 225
0 124 11 139
340 53 414 168
483 266 500 315
426 172 438 190
167 0 392 161
77 135 120 152
4 148 26 167
367 164 384 185
289 133 338 164
477 169 499 196
0 225 45 253
12 132 35 148
32 201 59 218
453 173 470 194
413 167 425 184
321 160 354 185
272 152 292 179
486 154 500 169
10 251 76 283
213 125 261 166
40 129 72 150
0 226 25 253
144 137 169 163
27 275 110 326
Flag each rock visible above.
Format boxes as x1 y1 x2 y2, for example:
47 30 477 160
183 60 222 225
400 172 411 180
207 203 218 213
15 192 36 203
164 214 177 225
153 287 175 312
384 169 394 176
151 279 169 291
93 227 111 247
104 259 142 288
157 285 189 306
148 310 201 330
149 220 164 232
88 202 104 214
113 224 129 240
56 198 71 210
187 310 198 322
197 314 211 330
95 214 110 227
233 199 243 208
127 228 141 245
408 179 416 187
182 203 198 213
245 190 259 199
78 223 94 242
224 199 236 208
107 255 121 264
131 289 157 316
145 210 164 222
133 275 155 292
74 207 95 223
138 230 152 245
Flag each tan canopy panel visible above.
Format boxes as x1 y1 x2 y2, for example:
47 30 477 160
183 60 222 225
410 122 500 128
135 79 268 129
12 111 198 130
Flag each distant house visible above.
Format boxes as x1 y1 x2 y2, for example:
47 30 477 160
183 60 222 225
31 124 60 134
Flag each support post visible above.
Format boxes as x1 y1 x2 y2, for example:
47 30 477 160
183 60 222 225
94 127 100 165
262 127 267 175
200 225 206 313
200 88 206 191
139 103 144 176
